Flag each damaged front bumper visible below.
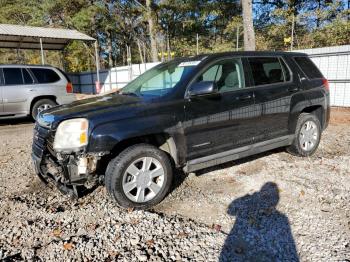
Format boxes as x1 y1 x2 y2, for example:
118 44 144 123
32 122 107 197
32 151 104 197
32 121 109 197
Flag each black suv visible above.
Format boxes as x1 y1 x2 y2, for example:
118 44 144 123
32 52 330 209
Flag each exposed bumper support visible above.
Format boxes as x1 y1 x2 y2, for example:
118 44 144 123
32 152 101 198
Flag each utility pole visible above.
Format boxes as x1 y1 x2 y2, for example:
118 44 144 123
39 38 45 65
236 26 240 51
196 33 199 55
126 44 132 81
291 15 295 51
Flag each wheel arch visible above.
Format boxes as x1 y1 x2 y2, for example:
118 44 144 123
107 133 179 167
300 105 324 128
30 95 57 113
289 104 325 133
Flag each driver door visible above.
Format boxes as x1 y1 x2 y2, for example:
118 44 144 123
184 57 258 161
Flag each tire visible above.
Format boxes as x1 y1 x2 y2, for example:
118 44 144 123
105 144 173 209
31 99 57 120
287 113 321 157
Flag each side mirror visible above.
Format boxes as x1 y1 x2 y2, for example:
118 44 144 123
188 81 218 97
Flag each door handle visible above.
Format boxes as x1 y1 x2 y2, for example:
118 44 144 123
237 94 253 101
29 89 36 92
288 87 299 93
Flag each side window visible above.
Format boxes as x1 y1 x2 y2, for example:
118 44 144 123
30 68 61 83
201 65 221 82
294 56 323 79
140 66 185 92
196 59 244 92
22 69 34 84
248 57 287 86
280 58 291 81
3 68 23 85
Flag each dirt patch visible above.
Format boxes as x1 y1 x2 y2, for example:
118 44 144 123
330 107 350 125
236 159 267 176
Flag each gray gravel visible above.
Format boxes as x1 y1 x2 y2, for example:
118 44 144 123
0 118 350 261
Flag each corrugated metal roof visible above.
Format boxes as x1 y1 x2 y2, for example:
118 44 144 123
0 24 95 50
0 24 95 41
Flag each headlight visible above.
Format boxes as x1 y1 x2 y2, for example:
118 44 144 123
53 118 89 152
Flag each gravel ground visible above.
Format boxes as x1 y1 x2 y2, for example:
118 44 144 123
0 109 350 261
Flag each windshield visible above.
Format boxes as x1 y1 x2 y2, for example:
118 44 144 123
121 60 200 97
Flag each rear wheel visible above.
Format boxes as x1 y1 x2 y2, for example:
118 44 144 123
287 113 321 157
31 99 56 120
105 144 173 209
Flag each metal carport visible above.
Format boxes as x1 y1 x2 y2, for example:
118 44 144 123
0 24 100 87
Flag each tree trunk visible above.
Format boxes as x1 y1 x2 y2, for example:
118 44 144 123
106 31 113 67
160 38 165 62
242 0 256 51
146 0 159 62
143 42 146 63
167 29 171 60
137 39 145 64
122 48 126 66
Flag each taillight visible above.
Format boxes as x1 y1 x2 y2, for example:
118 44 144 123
322 78 329 91
66 82 73 93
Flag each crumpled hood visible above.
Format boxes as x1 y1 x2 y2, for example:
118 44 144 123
37 94 142 128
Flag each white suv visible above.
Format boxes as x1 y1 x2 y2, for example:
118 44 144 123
0 65 76 119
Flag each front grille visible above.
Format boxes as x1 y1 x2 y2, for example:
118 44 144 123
32 124 52 158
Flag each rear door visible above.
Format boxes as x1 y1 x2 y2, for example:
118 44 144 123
2 67 35 115
184 57 258 160
248 56 297 142
29 67 68 100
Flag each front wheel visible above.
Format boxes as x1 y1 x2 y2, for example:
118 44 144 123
105 144 173 209
31 99 57 120
287 113 321 157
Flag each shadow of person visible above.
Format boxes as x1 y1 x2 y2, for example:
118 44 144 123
219 182 299 262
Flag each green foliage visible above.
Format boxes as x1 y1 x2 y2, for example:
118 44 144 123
0 0 348 72
0 0 43 25
311 18 350 47
254 0 349 51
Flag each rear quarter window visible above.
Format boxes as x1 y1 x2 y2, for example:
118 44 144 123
56 68 71 82
30 68 61 83
293 56 323 79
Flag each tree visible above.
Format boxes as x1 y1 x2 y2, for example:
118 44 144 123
146 0 159 62
253 0 349 50
0 0 347 70
242 0 256 50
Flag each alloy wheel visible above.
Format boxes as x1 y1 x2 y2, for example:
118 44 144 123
299 120 318 151
37 104 53 114
122 157 165 203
